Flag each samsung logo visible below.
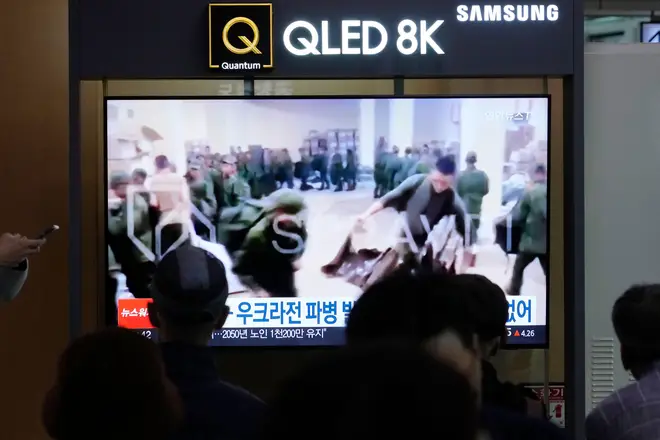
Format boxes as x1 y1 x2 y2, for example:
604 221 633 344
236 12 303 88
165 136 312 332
456 4 559 22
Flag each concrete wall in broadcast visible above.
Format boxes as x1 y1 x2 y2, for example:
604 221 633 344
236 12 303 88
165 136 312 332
584 43 660 413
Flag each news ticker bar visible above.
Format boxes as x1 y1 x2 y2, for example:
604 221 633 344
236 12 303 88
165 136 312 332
119 295 541 329
136 325 546 347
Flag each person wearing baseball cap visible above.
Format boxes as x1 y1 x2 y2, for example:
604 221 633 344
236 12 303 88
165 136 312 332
147 244 265 440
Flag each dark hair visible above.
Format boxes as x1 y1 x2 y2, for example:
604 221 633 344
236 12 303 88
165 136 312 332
154 154 170 170
452 274 509 342
157 223 190 257
534 164 547 175
613 284 660 372
345 271 475 349
42 328 182 440
132 168 147 180
262 344 478 440
435 155 457 175
404 147 413 155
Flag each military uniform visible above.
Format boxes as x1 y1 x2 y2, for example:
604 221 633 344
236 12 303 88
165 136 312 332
384 152 403 191
258 151 278 197
186 160 217 240
314 150 330 190
246 154 265 198
508 182 548 295
298 153 313 191
408 155 433 178
107 171 154 298
395 154 417 187
277 152 295 189
217 189 308 297
222 155 251 207
189 178 217 218
330 151 344 191
344 151 357 191
456 167 489 231
373 150 389 198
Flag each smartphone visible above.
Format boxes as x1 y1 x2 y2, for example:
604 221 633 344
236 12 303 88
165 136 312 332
36 225 60 240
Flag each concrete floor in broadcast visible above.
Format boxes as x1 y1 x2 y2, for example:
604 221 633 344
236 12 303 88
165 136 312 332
232 183 547 326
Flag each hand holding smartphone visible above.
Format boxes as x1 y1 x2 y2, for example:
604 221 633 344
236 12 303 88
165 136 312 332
36 225 59 240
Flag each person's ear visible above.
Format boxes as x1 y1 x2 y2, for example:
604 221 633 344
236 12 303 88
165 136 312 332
214 305 230 330
147 302 161 328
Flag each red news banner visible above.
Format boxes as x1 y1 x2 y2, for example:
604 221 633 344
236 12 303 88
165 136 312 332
118 298 154 329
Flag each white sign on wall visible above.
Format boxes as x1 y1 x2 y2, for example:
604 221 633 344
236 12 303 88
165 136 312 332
641 22 660 43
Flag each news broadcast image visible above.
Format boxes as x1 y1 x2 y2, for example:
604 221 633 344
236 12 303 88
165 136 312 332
106 97 549 346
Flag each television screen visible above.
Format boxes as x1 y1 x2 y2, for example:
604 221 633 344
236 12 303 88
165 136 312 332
107 96 549 347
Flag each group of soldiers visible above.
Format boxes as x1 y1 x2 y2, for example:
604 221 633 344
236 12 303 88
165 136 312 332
106 134 547 313
224 145 359 195
374 142 446 198
107 150 311 312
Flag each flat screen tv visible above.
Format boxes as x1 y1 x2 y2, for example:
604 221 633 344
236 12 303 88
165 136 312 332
106 95 550 347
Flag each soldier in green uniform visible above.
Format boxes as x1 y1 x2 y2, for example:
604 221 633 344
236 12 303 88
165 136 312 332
186 159 217 240
344 149 358 191
330 147 344 192
217 189 308 297
107 171 154 298
394 147 416 186
221 155 252 207
315 145 331 190
373 142 389 198
297 148 314 191
456 152 490 235
279 148 295 189
507 164 548 296
384 146 402 191
408 148 436 177
246 149 265 198
260 149 278 197
234 151 252 194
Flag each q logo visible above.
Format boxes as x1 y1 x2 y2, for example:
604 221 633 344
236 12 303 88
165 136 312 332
209 3 274 71
222 17 262 55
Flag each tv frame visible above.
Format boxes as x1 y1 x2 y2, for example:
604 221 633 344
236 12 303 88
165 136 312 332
104 94 552 350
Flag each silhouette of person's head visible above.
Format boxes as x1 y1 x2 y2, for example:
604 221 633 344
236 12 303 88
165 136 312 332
613 284 660 379
451 274 509 359
148 244 230 346
42 327 182 440
346 270 481 389
262 343 479 440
